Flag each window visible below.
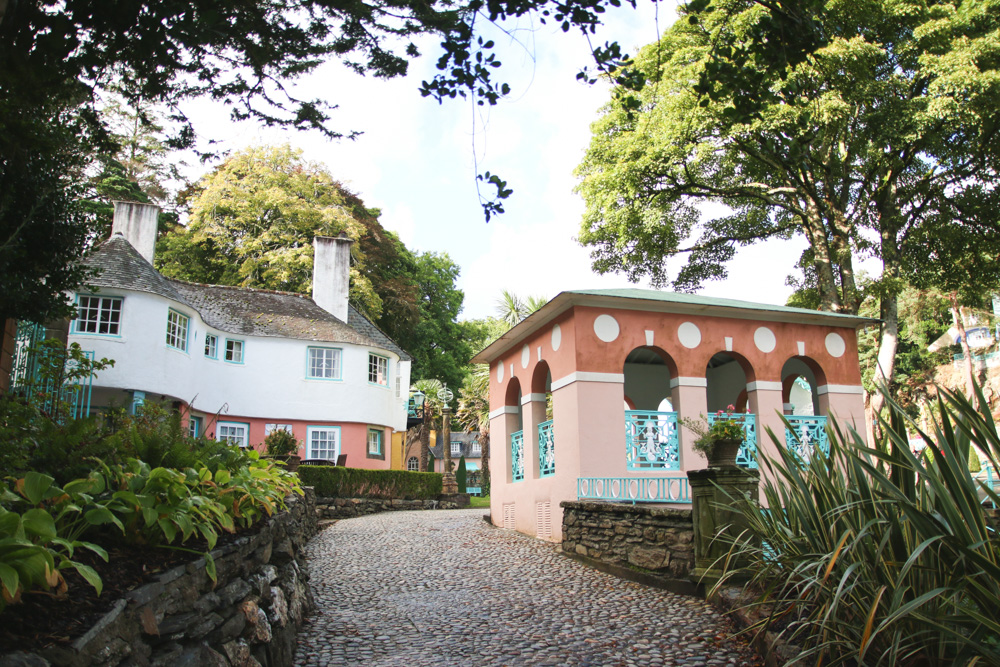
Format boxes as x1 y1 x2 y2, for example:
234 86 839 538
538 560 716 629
368 353 388 385
395 376 402 398
451 441 461 456
166 310 189 351
367 428 383 457
471 442 481 456
407 456 419 471
74 295 123 335
217 422 249 448
307 427 339 460
205 334 218 358
265 423 293 437
225 339 244 363
188 416 202 438
307 347 341 379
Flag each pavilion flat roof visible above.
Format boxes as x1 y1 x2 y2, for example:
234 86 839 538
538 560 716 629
471 288 878 364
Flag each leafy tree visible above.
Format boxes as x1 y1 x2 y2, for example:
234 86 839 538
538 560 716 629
456 455 467 493
576 0 1000 421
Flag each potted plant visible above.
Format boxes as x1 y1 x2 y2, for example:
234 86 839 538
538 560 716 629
681 405 746 467
264 429 301 472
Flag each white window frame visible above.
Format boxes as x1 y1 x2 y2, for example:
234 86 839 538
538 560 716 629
73 295 123 336
265 423 294 437
205 333 218 359
450 441 461 456
471 442 482 456
368 353 389 386
217 421 249 448
307 346 341 380
407 456 419 472
166 309 189 351
306 426 340 461
367 428 383 456
225 338 244 364
188 416 202 438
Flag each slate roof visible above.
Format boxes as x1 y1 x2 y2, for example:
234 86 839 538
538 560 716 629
430 431 482 459
80 234 411 359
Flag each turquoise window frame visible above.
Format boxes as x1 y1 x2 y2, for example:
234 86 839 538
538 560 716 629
205 333 218 359
72 294 124 337
306 346 342 380
165 308 190 352
368 353 389 387
188 416 202 438
216 421 250 448
224 338 245 364
306 426 340 460
367 428 383 456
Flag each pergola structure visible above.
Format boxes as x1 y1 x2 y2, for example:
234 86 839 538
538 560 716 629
471 289 875 542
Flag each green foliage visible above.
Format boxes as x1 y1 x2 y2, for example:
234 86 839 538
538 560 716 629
717 384 1000 665
298 466 443 500
681 406 745 456
456 456 467 493
264 429 299 457
427 452 436 475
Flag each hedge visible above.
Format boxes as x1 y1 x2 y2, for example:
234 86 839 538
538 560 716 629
298 466 443 499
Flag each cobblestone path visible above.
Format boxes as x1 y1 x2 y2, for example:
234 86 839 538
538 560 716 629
294 509 760 667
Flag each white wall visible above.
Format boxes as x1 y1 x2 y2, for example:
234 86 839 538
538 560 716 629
69 290 408 431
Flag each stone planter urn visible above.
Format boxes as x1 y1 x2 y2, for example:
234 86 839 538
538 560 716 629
270 454 301 472
707 438 742 467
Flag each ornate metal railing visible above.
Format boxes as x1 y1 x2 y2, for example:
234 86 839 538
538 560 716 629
625 410 680 471
708 412 758 469
11 322 93 421
538 419 555 477
577 476 690 504
784 415 829 463
511 430 525 482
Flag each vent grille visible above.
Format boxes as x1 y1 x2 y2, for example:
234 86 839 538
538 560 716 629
503 503 516 530
536 501 552 538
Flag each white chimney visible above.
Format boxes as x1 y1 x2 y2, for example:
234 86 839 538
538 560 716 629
112 201 160 264
313 234 354 322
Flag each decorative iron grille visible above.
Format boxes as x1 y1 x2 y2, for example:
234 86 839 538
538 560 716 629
538 419 555 477
511 430 525 482
708 412 758 469
577 476 690 504
625 411 680 470
784 415 829 462
10 322 93 421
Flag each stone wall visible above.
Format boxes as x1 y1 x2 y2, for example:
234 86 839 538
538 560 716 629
1 489 317 667
315 494 469 520
560 501 696 593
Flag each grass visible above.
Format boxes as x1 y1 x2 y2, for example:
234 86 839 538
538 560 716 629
469 495 490 508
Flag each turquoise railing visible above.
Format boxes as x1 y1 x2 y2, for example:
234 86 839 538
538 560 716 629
985 466 1000 509
11 322 93 421
577 476 690 504
511 430 524 482
538 419 555 477
625 410 680 471
784 415 829 462
708 412 758 469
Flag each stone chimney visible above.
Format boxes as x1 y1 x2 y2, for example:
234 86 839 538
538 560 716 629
112 201 160 265
313 234 354 322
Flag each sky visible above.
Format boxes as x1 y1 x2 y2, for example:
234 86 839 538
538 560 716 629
178 0 810 322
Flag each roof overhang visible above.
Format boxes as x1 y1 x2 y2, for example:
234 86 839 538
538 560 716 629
471 289 879 365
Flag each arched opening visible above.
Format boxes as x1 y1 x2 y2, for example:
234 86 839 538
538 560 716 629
531 361 555 477
624 347 680 471
705 352 756 467
780 357 830 460
406 456 419 471
505 377 525 483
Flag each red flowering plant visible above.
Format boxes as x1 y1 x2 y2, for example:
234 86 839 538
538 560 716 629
681 404 746 458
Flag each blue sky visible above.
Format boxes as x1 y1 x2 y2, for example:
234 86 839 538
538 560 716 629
180 1 809 321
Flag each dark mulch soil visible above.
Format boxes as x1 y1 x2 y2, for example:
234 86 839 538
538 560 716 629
0 527 255 655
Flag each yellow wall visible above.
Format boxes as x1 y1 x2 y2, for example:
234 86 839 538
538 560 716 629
390 431 405 469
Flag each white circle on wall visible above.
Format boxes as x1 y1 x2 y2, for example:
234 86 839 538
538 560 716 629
754 327 776 353
593 314 620 342
497 362 504 383
825 332 846 358
678 321 701 349
521 344 530 368
551 324 562 351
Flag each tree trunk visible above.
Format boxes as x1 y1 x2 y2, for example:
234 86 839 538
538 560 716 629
803 207 843 312
868 291 899 443
949 293 978 410
479 431 491 497
419 422 430 472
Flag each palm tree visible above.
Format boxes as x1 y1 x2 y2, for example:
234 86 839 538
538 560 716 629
410 378 444 472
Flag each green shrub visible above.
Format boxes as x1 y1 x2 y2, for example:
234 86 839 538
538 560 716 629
718 384 1000 666
298 466 442 499
456 456 467 493
427 452 435 473
263 428 299 457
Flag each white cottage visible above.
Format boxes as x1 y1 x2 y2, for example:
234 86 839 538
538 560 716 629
67 202 411 468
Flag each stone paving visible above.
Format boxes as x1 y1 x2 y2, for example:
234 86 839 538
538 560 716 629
294 509 761 667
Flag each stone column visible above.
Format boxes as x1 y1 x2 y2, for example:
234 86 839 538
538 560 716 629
441 402 458 494
687 467 759 591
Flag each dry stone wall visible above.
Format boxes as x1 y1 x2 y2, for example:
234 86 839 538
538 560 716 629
314 494 469 520
0 490 317 667
561 500 696 592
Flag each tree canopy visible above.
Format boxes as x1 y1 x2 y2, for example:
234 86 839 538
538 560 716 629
576 0 1000 407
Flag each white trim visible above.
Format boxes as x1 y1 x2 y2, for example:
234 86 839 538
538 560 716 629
522 393 547 405
747 381 782 392
818 384 865 395
489 406 521 420
797 341 806 356
551 371 624 391
645 330 654 346
668 376 708 389
724 336 733 352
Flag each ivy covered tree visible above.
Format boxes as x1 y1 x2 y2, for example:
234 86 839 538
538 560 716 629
576 0 1000 418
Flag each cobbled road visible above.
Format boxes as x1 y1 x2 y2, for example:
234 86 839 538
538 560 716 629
294 509 761 667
